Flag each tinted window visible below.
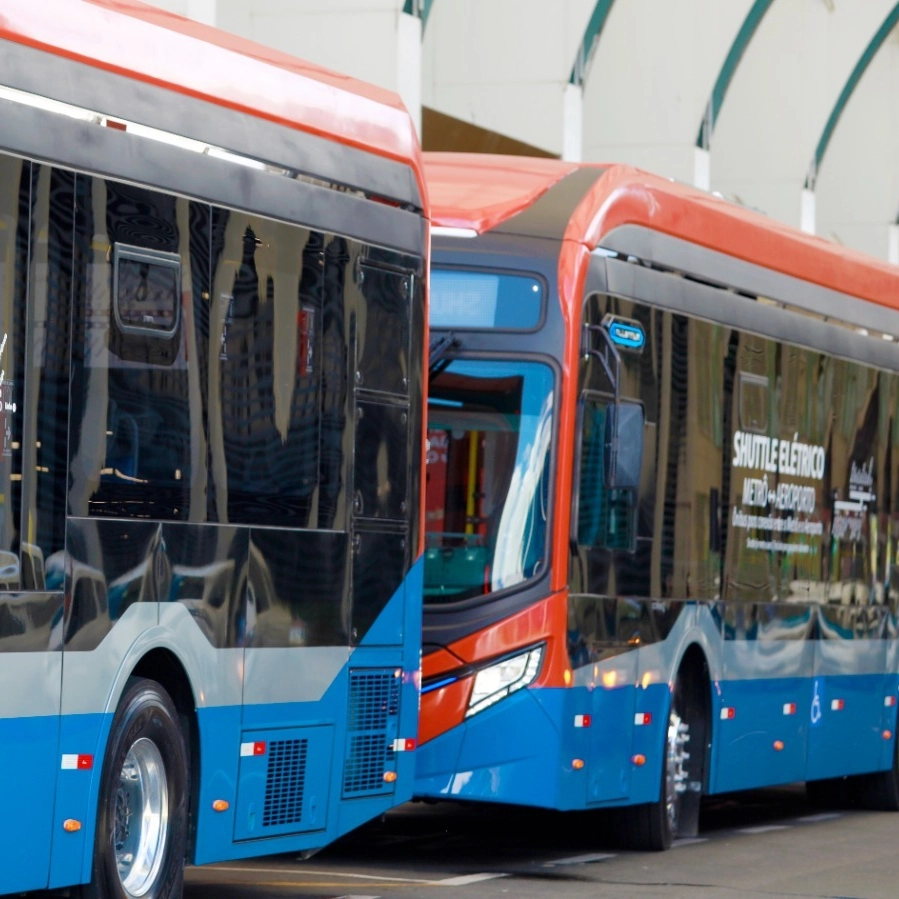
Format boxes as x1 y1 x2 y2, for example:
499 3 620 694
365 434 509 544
210 211 328 528
424 359 553 603
114 245 180 336
70 177 199 521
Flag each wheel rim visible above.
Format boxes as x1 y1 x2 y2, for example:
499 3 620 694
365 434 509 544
665 709 691 835
114 737 169 898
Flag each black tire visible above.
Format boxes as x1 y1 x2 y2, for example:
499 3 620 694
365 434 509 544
852 763 899 811
623 673 704 851
80 677 188 899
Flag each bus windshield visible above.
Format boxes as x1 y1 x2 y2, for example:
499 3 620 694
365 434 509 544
425 359 553 603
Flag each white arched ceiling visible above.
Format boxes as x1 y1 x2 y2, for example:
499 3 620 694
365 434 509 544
710 0 897 229
144 0 421 131
580 0 752 185
135 0 899 261
815 26 899 257
421 0 596 156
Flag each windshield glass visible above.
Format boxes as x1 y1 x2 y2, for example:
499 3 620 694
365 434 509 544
425 359 553 603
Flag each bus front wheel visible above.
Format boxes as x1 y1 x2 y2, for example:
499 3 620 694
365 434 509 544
81 677 188 899
624 673 703 851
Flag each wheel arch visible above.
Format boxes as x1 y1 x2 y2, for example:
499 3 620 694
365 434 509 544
675 641 713 792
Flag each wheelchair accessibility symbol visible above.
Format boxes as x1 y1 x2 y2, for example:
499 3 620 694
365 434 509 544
811 678 822 726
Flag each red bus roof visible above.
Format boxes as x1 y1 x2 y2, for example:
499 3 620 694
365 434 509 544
425 153 579 234
425 152 899 313
2 0 424 197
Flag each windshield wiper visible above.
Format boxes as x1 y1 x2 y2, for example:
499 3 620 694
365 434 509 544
428 332 461 380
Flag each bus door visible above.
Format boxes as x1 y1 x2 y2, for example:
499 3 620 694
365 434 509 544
572 389 646 803
583 629 638 803
0 159 70 892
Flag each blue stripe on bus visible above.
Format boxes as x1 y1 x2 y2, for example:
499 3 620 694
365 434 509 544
0 561 423 894
1 715 62 894
415 673 899 810
194 564 421 865
48 712 111 889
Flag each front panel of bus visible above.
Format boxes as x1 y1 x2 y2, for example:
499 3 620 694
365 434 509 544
417 234 584 808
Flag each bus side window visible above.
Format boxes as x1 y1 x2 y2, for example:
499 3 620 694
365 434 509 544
576 396 643 552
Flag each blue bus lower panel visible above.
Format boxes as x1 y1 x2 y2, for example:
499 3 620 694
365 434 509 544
0 715 61 894
194 565 421 865
414 682 671 811
415 674 898 812
50 712 111 889
711 676 812 794
711 673 895 793
0 563 422 896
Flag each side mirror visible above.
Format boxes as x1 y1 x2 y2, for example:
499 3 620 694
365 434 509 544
604 402 644 489
576 400 644 548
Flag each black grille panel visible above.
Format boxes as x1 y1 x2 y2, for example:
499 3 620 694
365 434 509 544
343 669 400 797
344 734 396 794
263 739 308 827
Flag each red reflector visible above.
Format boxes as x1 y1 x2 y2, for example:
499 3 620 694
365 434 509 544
254 742 266 755
574 714 591 728
831 699 844 711
783 703 796 716
720 707 736 720
634 712 651 726
78 755 94 770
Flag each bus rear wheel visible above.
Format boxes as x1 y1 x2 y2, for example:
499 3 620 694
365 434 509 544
81 677 188 899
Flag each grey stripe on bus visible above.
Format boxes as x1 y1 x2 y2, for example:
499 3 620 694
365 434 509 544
591 235 899 361
0 100 425 258
0 37 422 210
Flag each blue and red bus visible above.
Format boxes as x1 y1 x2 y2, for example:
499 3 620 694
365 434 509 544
0 2 426 895
417 152 899 849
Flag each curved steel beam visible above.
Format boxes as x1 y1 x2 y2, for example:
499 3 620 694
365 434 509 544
569 0 616 86
695 0 774 150
402 0 435 28
806 2 899 190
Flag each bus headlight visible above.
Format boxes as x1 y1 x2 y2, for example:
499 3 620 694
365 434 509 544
466 644 545 717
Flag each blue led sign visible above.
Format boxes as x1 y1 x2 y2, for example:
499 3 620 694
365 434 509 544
605 317 645 351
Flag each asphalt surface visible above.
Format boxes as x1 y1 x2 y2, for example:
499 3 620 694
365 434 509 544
185 785 899 898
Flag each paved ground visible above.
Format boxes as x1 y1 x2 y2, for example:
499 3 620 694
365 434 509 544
185 785 899 898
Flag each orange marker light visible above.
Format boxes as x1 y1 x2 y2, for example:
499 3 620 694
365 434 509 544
563 669 572 686
572 758 585 770
773 740 784 751
884 730 893 741
212 800 230 813
631 754 646 767
63 819 82 833
383 771 398 783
